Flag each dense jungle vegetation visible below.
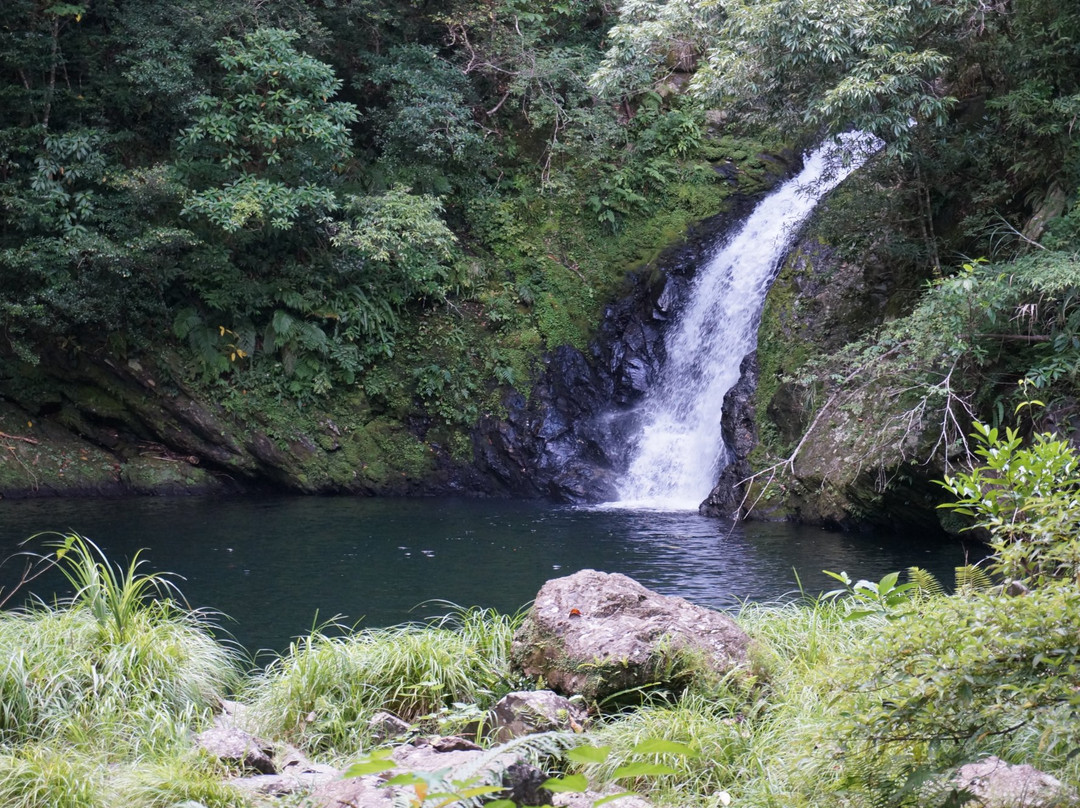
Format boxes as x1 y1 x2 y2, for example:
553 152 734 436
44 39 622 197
1 3 1080 804
1 0 1077 500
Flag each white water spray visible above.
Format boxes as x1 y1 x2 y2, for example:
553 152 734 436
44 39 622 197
610 132 883 511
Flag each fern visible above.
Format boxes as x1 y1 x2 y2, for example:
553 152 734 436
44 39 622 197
953 565 993 595
906 566 944 599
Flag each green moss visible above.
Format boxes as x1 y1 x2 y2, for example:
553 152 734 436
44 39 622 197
754 252 813 460
336 417 434 487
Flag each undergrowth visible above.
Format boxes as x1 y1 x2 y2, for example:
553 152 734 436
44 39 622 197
244 605 525 758
2 526 1077 808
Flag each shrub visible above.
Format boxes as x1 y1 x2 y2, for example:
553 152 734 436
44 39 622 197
939 421 1080 586
818 583 1080 806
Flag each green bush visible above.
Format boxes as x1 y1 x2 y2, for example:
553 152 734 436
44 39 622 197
819 584 1080 806
940 421 1080 586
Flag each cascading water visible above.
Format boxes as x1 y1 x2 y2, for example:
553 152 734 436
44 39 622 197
610 132 884 511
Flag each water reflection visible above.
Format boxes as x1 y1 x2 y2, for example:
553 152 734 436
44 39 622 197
0 496 977 653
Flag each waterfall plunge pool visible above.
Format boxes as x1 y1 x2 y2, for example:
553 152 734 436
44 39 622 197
0 496 976 654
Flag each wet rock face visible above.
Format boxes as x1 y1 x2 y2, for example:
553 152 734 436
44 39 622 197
472 211 759 505
510 569 750 702
752 236 953 531
701 352 759 518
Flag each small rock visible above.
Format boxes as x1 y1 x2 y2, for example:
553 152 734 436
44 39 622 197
308 776 396 808
213 698 250 729
502 762 553 806
487 690 589 743
196 726 276 775
428 735 482 752
279 745 339 788
953 756 1070 808
368 710 411 744
554 791 653 808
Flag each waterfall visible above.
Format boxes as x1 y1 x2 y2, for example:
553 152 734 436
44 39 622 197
609 132 883 511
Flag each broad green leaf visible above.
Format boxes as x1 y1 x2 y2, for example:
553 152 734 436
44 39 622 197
613 763 678 778
565 745 612 764
541 773 589 793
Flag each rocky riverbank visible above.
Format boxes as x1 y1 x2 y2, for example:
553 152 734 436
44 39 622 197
0 535 1074 808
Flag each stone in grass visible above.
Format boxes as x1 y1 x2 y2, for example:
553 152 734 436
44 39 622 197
230 744 339 798
511 570 750 702
487 690 589 743
306 736 549 808
369 710 412 743
554 791 653 808
195 726 276 775
953 756 1073 808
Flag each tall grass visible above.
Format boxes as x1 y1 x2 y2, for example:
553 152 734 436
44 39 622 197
246 605 524 756
0 535 244 808
0 536 240 753
575 597 882 808
49 533 186 643
0 743 107 808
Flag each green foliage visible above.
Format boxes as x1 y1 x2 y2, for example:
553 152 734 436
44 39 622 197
0 743 106 808
48 532 185 643
821 584 1080 806
0 541 246 808
940 422 1080 586
113 753 247 808
364 43 492 193
177 27 358 232
822 570 917 621
595 0 970 157
246 606 524 755
0 540 238 754
333 188 459 306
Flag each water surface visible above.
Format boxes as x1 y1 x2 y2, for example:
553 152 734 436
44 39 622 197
0 496 976 654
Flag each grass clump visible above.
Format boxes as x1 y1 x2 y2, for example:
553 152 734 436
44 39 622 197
0 535 239 754
112 752 247 808
246 605 523 757
0 743 107 808
0 534 243 808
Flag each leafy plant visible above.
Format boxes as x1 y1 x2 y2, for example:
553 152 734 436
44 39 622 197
47 532 184 642
939 421 1080 586
176 27 357 233
820 582 1080 807
822 570 917 620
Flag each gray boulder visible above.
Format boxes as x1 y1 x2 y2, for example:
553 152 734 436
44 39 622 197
195 726 276 775
306 735 550 808
487 690 589 743
954 756 1072 808
511 570 750 701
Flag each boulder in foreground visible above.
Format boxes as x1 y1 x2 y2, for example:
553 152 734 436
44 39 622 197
511 570 750 701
